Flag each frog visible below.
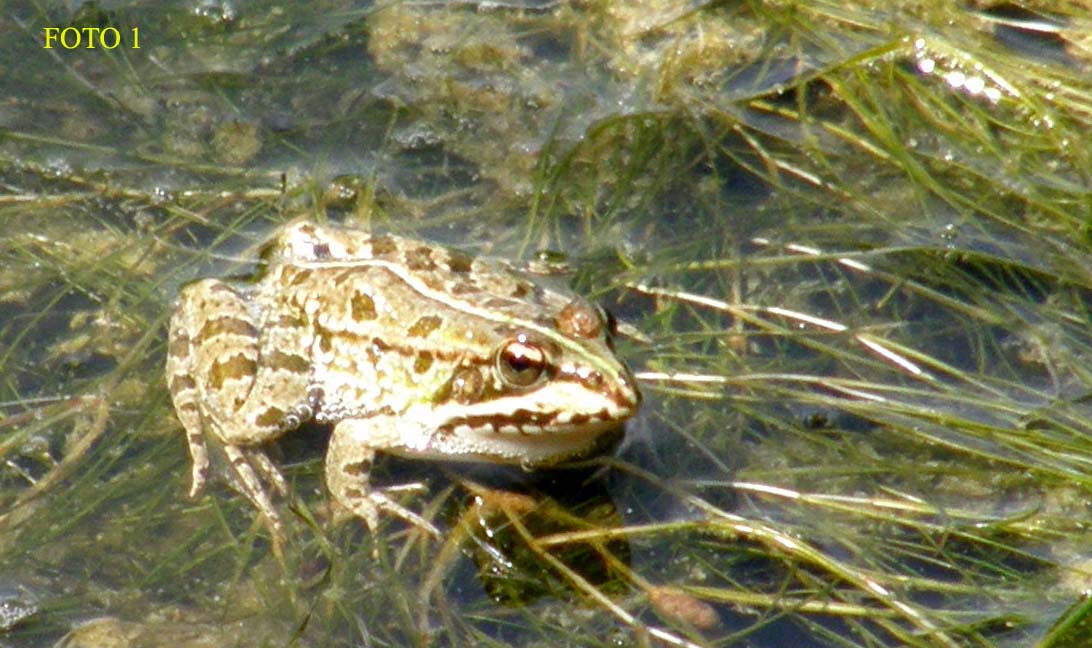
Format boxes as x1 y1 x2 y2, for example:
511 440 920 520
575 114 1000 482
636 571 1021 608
165 220 641 543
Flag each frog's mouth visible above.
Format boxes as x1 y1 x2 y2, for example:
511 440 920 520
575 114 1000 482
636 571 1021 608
390 379 638 465
395 414 626 466
437 378 638 436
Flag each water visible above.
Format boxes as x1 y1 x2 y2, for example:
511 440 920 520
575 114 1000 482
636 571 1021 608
1 1 1090 646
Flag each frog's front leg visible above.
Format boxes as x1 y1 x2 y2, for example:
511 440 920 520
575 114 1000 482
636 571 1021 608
326 418 440 537
168 278 312 536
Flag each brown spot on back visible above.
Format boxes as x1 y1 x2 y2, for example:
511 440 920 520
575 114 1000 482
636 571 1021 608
272 313 308 329
405 245 438 272
255 406 287 428
288 267 314 286
483 297 513 309
318 333 332 353
369 235 397 257
351 291 377 321
334 268 359 286
511 282 532 298
312 242 331 259
209 353 257 391
195 316 259 345
407 315 442 338
446 249 474 273
420 274 445 291
414 351 434 374
451 281 478 295
266 350 309 374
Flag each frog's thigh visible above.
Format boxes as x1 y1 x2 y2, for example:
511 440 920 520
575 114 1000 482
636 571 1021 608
223 444 283 532
237 300 315 445
326 418 439 536
172 279 262 428
167 317 208 496
177 280 308 447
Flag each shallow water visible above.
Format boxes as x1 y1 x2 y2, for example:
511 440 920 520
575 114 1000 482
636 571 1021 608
1 1 1091 646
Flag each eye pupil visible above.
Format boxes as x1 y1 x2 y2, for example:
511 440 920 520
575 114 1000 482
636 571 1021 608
497 340 546 387
507 355 534 372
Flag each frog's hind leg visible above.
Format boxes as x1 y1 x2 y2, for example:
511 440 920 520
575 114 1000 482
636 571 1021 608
166 283 222 498
223 445 284 533
166 367 209 497
326 418 440 538
169 279 307 537
249 448 289 496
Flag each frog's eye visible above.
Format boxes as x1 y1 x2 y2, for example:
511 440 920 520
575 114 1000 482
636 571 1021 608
496 338 548 388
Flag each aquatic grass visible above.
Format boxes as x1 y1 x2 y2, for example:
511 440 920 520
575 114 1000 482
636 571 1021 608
1 0 1092 646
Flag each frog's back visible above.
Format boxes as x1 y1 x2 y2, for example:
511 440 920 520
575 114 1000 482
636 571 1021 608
261 221 639 433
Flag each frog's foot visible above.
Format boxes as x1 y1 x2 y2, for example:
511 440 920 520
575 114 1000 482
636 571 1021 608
363 488 440 538
246 447 289 497
331 470 440 538
223 444 285 538
165 336 211 498
326 423 439 538
187 432 210 499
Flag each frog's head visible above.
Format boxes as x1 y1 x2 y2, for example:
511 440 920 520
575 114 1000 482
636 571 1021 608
493 296 641 429
429 294 641 464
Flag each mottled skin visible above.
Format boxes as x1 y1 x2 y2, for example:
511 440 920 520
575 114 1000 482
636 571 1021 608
166 221 640 540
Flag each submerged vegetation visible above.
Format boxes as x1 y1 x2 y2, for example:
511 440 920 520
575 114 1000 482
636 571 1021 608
1 0 1092 646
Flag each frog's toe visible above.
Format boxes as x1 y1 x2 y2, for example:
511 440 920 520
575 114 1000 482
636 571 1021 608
380 482 428 495
223 445 285 534
248 448 289 496
188 458 209 499
337 487 439 538
369 491 440 538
